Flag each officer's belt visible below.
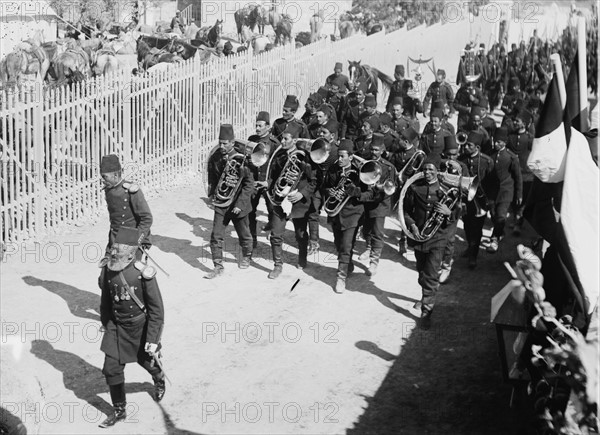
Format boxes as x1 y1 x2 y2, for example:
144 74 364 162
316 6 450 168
118 272 146 314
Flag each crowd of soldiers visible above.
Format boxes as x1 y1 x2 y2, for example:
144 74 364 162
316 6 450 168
94 25 597 425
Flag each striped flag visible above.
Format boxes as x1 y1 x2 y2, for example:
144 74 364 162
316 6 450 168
525 52 599 328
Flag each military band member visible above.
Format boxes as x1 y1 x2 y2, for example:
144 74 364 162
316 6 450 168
357 134 397 276
378 113 400 152
423 69 455 117
478 96 497 144
248 111 280 238
403 158 460 329
464 106 493 156
301 92 323 127
308 104 335 139
98 227 165 428
266 124 317 278
272 95 310 140
459 132 494 269
323 140 371 293
386 64 406 113
507 109 534 235
307 120 340 255
390 97 418 136
325 62 351 94
454 79 483 131
487 127 522 253
355 116 380 157
422 101 454 136
100 154 153 257
340 82 368 140
420 108 451 160
501 77 527 120
205 124 255 279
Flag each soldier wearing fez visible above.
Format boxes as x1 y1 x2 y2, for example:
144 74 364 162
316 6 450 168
386 64 406 113
205 124 255 279
100 154 153 258
267 123 317 278
325 62 351 95
248 111 279 239
272 95 309 141
98 227 165 428
403 158 460 329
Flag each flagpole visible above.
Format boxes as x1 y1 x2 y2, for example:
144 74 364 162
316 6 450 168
550 53 567 108
577 16 589 130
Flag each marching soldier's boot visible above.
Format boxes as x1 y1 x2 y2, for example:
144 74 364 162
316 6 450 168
297 243 308 270
308 241 319 255
205 266 224 279
154 374 166 402
268 245 283 279
334 263 348 294
99 383 127 428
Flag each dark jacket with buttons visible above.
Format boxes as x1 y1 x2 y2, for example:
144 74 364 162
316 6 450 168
105 181 153 249
488 147 522 203
208 148 255 218
459 151 494 197
99 255 164 364
403 178 460 251
507 131 534 182
272 117 309 141
420 127 451 159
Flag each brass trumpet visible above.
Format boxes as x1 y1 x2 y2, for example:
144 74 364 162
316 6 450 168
212 140 268 208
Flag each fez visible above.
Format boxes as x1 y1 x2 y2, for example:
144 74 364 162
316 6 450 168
100 154 121 173
219 124 235 140
495 126 509 143
366 116 381 131
516 110 532 124
323 119 339 134
379 113 392 126
437 69 446 78
334 62 343 70
256 111 270 124
401 127 419 143
317 86 330 99
391 96 403 107
115 227 140 246
283 95 299 111
444 135 458 152
338 139 355 154
364 95 377 108
283 122 302 138
394 65 405 75
308 92 323 106
467 131 484 147
371 133 386 148
470 106 484 118
430 108 444 120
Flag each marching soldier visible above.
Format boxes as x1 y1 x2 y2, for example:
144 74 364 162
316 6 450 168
386 64 406 112
301 92 323 126
403 158 461 329
419 108 451 160
454 78 483 131
340 82 368 140
423 69 455 117
422 101 454 136
478 96 497 145
357 133 397 276
248 111 279 239
355 116 380 157
323 139 371 293
266 123 317 277
205 124 255 279
325 62 351 94
100 154 153 258
501 77 527 120
507 109 534 235
487 127 522 253
272 95 310 140
308 104 335 139
378 113 401 152
390 97 419 135
98 227 165 428
459 132 494 269
463 107 493 155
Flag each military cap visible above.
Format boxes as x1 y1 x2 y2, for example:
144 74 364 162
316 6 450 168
338 139 355 154
444 135 458 152
437 69 446 78
283 122 302 138
365 115 380 131
371 133 386 148
515 110 532 124
331 76 347 92
283 95 299 111
423 156 440 169
355 81 368 94
318 103 332 118
364 95 377 108
401 127 419 143
495 126 509 143
100 154 121 173
115 227 140 246
470 106 484 118
391 96 403 107
334 62 343 70
307 92 323 106
256 111 270 123
219 124 235 140
379 112 392 126
467 131 484 147
430 108 444 120
317 86 330 99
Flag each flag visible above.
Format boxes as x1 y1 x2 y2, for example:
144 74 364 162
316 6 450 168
524 51 599 329
565 51 590 132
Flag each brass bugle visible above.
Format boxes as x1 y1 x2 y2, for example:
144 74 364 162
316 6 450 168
235 139 269 167
351 155 382 185
296 138 331 164
456 131 468 146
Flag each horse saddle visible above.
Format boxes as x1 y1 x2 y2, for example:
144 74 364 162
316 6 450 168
15 42 46 66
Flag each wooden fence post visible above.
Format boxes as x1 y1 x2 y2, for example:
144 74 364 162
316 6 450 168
31 81 45 237
192 57 201 172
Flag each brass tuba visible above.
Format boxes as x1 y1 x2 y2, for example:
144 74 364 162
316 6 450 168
438 159 479 201
267 148 309 207
323 155 382 217
212 140 269 208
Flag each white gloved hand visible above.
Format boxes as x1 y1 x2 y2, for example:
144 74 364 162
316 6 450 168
145 342 158 355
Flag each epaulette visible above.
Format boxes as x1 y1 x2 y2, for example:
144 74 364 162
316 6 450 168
122 181 140 193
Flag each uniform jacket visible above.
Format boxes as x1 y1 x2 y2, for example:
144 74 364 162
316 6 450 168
382 129 400 152
392 115 420 136
488 147 522 203
403 178 461 251
105 181 153 248
268 148 317 219
325 73 351 92
340 99 365 139
423 81 455 114
323 162 371 230
507 131 534 182
386 145 418 173
301 111 318 127
208 148 256 218
459 151 494 197
99 255 164 364
420 128 451 159
386 79 405 112
272 117 309 140
454 86 482 121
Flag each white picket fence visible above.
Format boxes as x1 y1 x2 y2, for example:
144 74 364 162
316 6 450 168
0 15 494 244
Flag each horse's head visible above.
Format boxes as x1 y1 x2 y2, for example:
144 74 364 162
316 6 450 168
214 19 223 35
348 60 362 84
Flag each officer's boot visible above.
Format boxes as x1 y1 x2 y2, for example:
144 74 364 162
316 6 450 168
334 263 348 294
268 245 283 279
99 383 126 428
154 373 166 402
297 242 308 270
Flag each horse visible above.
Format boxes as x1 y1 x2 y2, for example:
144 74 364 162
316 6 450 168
251 34 273 54
195 19 223 48
338 20 360 39
0 40 51 88
91 48 120 76
269 12 293 45
309 12 324 43
136 38 184 70
347 60 393 101
140 36 197 60
50 44 92 86
234 5 267 41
